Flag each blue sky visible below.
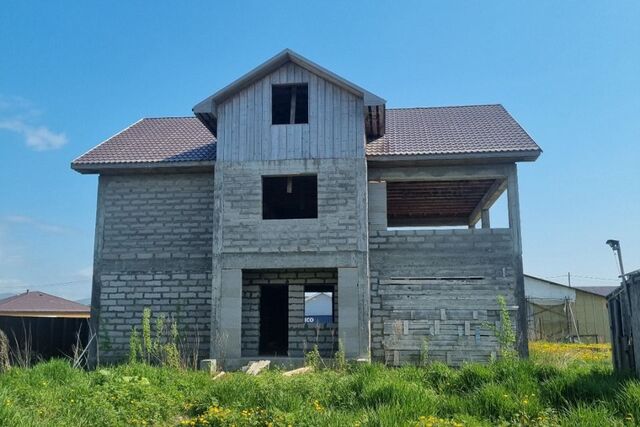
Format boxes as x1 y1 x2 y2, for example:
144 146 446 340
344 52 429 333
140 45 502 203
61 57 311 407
0 1 638 300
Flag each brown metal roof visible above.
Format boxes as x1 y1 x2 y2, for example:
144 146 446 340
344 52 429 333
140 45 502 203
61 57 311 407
366 105 540 157
0 291 90 318
71 105 540 170
72 117 216 166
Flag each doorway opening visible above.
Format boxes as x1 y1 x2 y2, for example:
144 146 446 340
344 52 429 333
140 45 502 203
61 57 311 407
259 285 289 356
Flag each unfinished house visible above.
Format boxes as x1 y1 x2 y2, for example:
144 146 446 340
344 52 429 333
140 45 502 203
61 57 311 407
72 49 541 368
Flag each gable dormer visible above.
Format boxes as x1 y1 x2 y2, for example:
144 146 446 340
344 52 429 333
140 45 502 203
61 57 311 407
193 49 385 162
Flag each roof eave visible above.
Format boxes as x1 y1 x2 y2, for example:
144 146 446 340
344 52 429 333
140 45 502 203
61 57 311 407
366 149 542 165
0 311 91 319
71 160 215 175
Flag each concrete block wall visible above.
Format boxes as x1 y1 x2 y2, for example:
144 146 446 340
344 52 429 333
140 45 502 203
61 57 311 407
240 281 260 356
100 174 213 259
218 159 365 254
94 173 214 362
212 157 370 362
369 228 517 365
240 269 338 358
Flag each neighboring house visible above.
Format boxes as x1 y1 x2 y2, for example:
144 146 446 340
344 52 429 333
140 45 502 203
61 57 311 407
72 49 541 368
574 286 619 298
525 274 618 343
304 292 334 325
0 290 90 359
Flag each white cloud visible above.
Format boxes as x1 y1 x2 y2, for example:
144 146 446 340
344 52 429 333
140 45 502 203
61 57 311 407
0 95 67 151
2 215 71 234
0 95 38 115
0 119 67 151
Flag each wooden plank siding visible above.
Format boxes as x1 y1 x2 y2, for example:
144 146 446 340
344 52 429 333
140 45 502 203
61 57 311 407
217 62 365 162
574 289 611 343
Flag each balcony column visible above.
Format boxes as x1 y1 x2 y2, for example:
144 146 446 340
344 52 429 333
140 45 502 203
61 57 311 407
507 164 528 357
481 209 491 229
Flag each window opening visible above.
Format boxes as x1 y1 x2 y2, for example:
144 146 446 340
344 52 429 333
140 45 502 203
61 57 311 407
272 84 308 124
304 285 334 325
262 175 317 219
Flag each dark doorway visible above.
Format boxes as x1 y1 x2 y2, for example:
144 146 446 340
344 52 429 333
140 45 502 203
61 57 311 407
259 285 289 356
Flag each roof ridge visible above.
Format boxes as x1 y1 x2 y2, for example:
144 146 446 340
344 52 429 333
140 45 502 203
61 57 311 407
0 290 90 307
387 104 503 111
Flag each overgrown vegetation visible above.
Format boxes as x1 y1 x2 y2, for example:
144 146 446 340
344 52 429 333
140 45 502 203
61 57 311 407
420 337 430 367
0 329 9 373
334 339 347 371
304 344 322 370
490 295 517 361
127 308 199 370
0 342 634 426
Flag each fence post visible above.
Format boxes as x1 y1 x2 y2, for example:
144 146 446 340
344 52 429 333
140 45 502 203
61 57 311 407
627 272 640 377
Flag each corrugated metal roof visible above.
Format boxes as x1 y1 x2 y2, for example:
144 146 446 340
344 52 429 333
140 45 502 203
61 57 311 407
575 286 620 298
72 117 216 165
366 105 540 157
0 291 90 318
72 105 540 168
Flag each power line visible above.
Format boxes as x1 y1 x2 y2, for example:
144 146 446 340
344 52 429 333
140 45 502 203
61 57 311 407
1 279 89 292
570 275 620 282
540 274 619 283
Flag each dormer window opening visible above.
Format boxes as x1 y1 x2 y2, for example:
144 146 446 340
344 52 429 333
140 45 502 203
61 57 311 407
272 84 308 125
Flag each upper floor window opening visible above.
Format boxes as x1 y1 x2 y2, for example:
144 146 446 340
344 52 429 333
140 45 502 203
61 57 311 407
262 174 317 220
272 84 308 125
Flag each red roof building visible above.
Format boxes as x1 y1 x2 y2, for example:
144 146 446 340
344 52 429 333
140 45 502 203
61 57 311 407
0 291 90 318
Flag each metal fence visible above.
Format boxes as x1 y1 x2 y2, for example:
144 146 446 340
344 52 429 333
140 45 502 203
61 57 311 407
608 270 640 375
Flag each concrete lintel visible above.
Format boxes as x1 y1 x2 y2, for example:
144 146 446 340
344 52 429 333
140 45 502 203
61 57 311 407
222 157 361 173
219 252 362 270
367 163 511 182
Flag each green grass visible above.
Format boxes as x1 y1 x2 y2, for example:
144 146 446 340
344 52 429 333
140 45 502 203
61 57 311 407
0 346 636 426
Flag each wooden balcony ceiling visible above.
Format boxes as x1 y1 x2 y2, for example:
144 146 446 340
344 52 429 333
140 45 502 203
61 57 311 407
386 179 500 226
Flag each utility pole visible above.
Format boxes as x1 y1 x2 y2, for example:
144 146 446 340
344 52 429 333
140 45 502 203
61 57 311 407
567 272 571 287
607 239 631 315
